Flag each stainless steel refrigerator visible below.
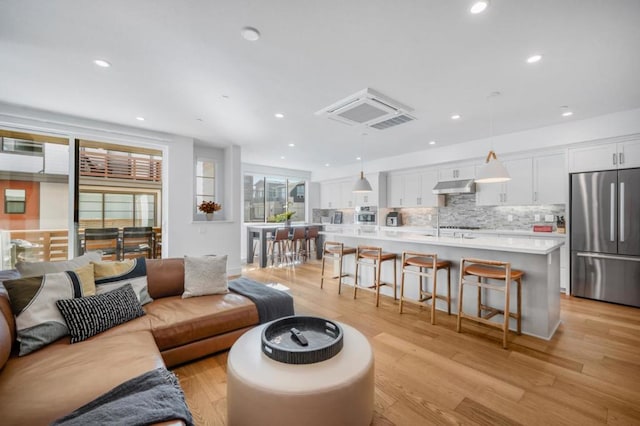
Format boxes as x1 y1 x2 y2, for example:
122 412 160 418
571 168 640 307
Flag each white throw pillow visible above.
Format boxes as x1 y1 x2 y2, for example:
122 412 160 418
16 251 103 277
182 255 228 298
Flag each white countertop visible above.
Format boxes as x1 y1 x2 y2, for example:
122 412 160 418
324 224 566 239
320 228 564 255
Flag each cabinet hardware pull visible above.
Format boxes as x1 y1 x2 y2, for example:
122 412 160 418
619 152 624 164
620 182 625 242
613 153 617 165
610 183 615 242
577 252 640 262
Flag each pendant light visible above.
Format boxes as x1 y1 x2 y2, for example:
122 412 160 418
353 132 372 193
475 91 511 184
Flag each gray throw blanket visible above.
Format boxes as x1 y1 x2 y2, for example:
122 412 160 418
229 277 294 323
51 368 194 426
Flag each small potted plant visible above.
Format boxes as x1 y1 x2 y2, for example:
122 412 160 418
198 200 221 220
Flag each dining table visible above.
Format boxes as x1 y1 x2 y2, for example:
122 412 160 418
245 223 324 268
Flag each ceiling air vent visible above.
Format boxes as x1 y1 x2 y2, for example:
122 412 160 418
315 88 415 130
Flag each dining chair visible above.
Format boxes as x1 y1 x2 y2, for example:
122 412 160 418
121 226 154 259
83 228 120 260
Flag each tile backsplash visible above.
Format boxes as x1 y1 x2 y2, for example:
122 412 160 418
314 193 565 230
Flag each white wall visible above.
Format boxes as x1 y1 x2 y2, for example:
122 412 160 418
311 107 640 181
39 182 68 229
0 102 244 275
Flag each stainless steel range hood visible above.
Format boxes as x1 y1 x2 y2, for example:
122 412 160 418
432 179 476 194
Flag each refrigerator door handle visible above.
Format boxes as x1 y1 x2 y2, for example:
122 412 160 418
576 252 640 262
610 183 615 242
620 181 625 242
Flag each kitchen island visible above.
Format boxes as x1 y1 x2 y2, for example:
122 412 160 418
320 228 564 340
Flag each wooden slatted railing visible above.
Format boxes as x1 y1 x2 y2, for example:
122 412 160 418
80 151 162 182
10 229 69 263
9 227 163 265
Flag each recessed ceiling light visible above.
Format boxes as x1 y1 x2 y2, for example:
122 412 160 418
93 59 111 68
526 54 543 64
280 156 285 160
451 114 461 120
325 163 330 167
135 116 145 121
470 1 490 14
241 27 261 41
274 113 284 119
356 156 361 161
562 111 574 117
429 141 436 145
288 143 295 147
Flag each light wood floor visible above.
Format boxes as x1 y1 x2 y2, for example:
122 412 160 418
173 260 640 425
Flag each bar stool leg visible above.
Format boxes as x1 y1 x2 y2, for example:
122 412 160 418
503 273 511 349
354 257 360 300
375 259 382 308
477 276 482 317
392 258 397 301
430 266 438 325
447 266 452 315
456 261 464 333
517 277 522 334
338 253 344 295
320 254 327 289
399 260 406 314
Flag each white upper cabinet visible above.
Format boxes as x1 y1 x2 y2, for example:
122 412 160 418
438 165 475 181
320 181 341 209
387 169 439 207
504 158 533 205
387 174 404 207
620 139 640 168
476 158 532 206
340 181 356 208
533 153 567 205
420 169 439 207
569 138 640 172
354 173 379 206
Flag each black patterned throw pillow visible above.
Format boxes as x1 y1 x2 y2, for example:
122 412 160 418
56 283 145 343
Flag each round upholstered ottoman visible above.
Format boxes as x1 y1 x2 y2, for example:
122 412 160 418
227 321 374 426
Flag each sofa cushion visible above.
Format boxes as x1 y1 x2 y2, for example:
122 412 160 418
145 293 259 351
57 284 146 343
4 271 87 355
146 258 185 299
15 251 102 277
182 255 228 298
93 258 153 305
0 330 163 426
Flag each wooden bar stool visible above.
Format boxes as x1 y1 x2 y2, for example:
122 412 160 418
456 258 524 349
289 227 307 263
399 251 451 325
268 228 290 266
354 245 397 307
320 241 357 294
306 226 320 259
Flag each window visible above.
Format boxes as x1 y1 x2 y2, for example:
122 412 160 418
243 174 306 222
195 158 216 207
4 189 26 214
1 137 44 156
78 192 156 228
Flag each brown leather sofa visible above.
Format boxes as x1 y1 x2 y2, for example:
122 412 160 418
0 257 260 426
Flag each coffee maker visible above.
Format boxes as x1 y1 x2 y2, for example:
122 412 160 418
386 212 402 227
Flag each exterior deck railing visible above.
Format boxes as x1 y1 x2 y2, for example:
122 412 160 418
80 151 162 182
6 227 162 266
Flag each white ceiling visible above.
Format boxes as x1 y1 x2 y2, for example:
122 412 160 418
1 1 640 173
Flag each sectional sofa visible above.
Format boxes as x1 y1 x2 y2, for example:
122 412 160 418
0 257 267 425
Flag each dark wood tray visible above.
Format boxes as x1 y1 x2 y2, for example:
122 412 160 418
261 316 343 364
